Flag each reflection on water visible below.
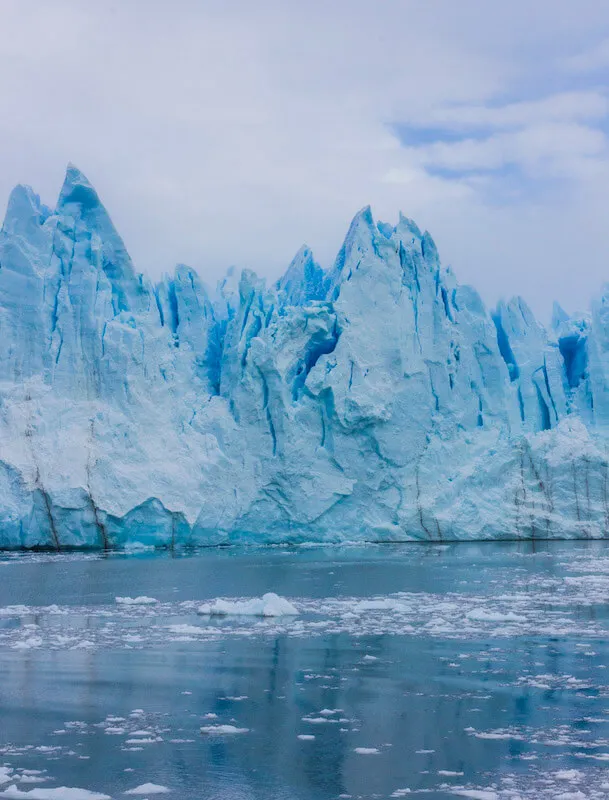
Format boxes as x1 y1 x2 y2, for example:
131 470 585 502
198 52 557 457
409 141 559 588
0 542 609 798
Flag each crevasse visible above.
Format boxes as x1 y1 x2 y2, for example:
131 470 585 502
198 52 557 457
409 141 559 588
0 165 608 549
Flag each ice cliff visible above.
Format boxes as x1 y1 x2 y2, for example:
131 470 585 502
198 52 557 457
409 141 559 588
0 165 608 548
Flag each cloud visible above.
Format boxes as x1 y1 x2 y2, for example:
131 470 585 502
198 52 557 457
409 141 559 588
402 121 607 176
565 38 609 74
0 0 609 320
397 91 609 133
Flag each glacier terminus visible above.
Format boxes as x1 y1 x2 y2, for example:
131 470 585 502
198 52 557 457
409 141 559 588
0 164 607 549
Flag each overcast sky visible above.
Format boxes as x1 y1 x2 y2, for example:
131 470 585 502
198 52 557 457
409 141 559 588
2 0 609 319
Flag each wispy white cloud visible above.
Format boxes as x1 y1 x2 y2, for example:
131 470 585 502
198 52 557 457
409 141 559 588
565 38 609 74
401 91 609 131
402 122 607 176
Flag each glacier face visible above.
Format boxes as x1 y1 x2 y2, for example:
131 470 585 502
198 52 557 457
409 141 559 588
0 165 607 549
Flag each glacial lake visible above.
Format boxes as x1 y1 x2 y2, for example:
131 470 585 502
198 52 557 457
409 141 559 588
1 542 609 799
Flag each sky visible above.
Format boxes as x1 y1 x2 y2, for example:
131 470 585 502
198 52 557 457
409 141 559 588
2 1 609 320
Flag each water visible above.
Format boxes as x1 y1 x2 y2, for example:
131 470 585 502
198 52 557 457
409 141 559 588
1 542 609 799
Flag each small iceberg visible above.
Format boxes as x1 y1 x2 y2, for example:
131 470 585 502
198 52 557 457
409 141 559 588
197 593 298 617
115 596 158 606
200 724 249 735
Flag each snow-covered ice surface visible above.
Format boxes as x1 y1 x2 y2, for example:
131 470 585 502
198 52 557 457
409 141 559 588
3 167 609 549
2 544 609 798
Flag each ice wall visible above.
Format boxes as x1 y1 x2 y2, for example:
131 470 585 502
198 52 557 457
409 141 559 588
0 166 607 548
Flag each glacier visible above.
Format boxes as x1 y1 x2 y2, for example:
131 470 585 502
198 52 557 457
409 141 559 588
0 164 608 549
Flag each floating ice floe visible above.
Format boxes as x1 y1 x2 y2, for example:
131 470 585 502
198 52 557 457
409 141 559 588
197 593 298 617
115 597 159 606
465 608 526 623
0 788 111 800
200 725 249 735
